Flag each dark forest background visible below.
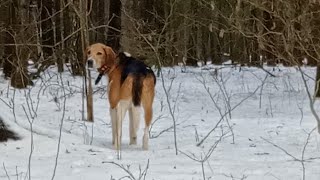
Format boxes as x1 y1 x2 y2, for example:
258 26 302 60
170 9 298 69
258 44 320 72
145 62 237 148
1 0 320 89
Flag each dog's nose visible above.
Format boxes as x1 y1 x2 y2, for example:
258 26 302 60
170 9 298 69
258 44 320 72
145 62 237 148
87 59 93 68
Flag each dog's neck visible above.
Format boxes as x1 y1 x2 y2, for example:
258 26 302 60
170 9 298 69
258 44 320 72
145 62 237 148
95 64 118 85
98 63 118 74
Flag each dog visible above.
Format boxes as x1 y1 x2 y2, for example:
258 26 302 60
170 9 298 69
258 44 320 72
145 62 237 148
86 43 156 157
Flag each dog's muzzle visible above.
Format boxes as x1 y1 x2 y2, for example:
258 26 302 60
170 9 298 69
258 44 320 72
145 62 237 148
87 59 94 68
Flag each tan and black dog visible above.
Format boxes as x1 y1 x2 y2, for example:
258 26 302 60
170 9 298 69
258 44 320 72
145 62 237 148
86 43 156 157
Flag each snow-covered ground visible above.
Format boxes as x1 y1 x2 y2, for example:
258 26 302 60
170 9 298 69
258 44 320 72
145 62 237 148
1 64 320 180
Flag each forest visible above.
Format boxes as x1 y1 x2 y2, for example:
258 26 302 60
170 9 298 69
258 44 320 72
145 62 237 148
1 1 320 179
1 0 320 88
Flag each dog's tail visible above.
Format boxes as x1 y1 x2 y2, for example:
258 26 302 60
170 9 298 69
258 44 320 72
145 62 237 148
0 117 20 142
132 75 143 106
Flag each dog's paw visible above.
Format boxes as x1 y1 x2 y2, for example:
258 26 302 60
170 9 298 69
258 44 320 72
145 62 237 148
142 145 148 151
129 137 137 145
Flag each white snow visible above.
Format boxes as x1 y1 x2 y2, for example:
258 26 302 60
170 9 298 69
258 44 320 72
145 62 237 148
1 65 320 180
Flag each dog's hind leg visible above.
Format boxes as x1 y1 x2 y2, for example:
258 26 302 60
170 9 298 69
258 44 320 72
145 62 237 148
141 94 154 150
129 106 140 145
142 104 152 150
141 76 155 150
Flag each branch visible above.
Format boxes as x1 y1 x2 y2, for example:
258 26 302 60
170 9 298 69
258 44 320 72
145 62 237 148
51 73 68 180
261 137 300 161
299 67 320 133
197 80 262 146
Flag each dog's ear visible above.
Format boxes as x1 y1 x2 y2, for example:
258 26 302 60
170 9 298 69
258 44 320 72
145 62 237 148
84 46 90 62
103 45 116 65
85 46 90 55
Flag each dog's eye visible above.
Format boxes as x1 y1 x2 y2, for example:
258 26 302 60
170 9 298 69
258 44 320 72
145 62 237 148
97 52 102 55
87 50 91 55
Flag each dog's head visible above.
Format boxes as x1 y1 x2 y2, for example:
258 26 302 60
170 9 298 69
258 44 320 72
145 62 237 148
86 43 116 70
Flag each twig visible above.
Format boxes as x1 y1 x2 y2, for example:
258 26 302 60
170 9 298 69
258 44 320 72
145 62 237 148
301 128 316 180
103 160 150 180
257 65 277 77
179 131 227 180
261 128 317 180
150 119 187 139
2 163 11 180
148 114 166 135
22 105 34 180
261 137 300 161
159 69 179 155
107 162 135 180
197 83 262 146
51 73 68 180
15 166 18 180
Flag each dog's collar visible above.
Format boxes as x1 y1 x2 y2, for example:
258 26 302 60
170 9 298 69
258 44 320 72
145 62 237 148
97 64 110 74
95 64 117 85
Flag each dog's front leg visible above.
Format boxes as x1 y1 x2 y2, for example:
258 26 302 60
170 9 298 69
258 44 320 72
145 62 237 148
110 108 117 145
115 100 129 159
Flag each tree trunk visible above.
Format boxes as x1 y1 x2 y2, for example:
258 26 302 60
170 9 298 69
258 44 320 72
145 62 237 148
196 25 202 64
3 2 15 78
55 0 64 72
107 0 121 51
11 0 32 88
3 32 14 79
0 2 6 67
39 0 54 56
249 8 261 66
79 0 93 122
315 64 320 97
69 0 85 76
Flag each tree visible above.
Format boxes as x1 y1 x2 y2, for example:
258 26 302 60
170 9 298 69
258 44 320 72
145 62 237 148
107 0 121 51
